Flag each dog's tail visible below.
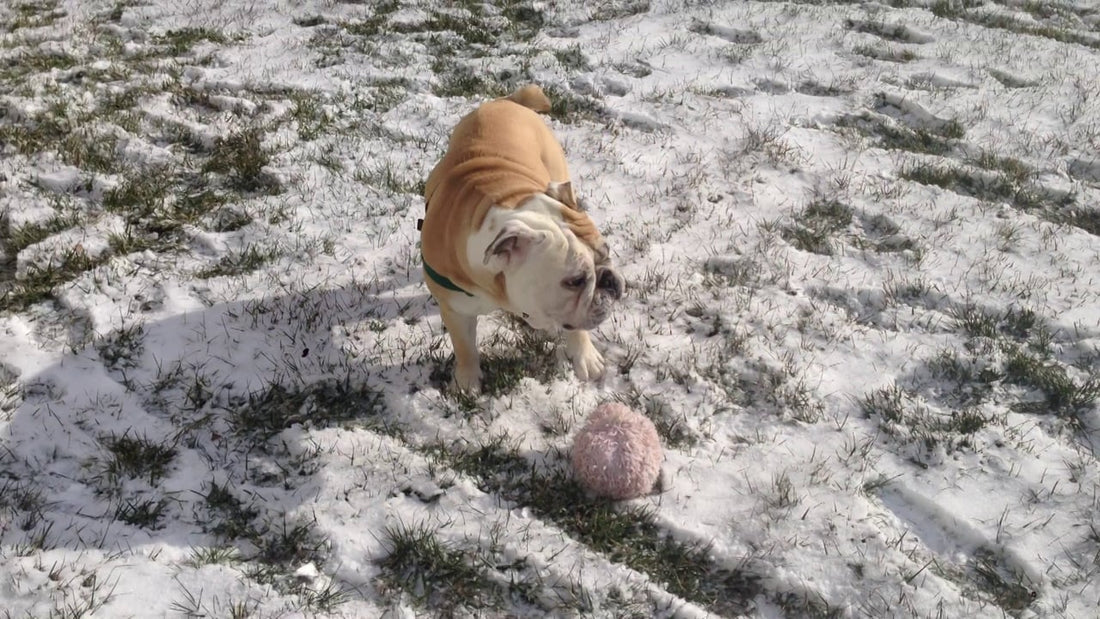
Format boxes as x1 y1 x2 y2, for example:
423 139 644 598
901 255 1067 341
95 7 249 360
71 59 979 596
505 84 552 113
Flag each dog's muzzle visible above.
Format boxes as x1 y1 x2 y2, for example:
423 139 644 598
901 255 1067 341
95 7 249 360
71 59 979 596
596 267 625 300
565 267 624 331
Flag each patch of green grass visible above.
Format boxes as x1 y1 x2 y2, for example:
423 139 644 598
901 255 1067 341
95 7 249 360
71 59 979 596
553 44 591 71
853 43 918 63
861 384 990 458
96 323 145 370
428 320 564 406
480 324 562 397
255 515 327 568
0 477 46 532
106 228 158 255
167 84 217 113
773 591 845 619
207 206 253 233
591 1 650 20
174 183 230 223
969 150 1034 185
498 0 545 37
1052 207 1100 236
900 161 1052 210
1 0 66 31
430 59 510 99
1004 348 1100 417
103 433 177 485
3 214 78 255
861 384 909 425
1 248 107 310
203 481 259 540
941 306 1097 429
782 198 853 255
301 578 353 614
239 516 336 603
846 19 917 43
542 85 603 123
293 15 326 28
968 10 1100 51
376 522 499 612
700 352 823 423
97 0 137 23
60 129 122 174
198 484 344 610
614 392 699 447
289 92 332 141
195 244 279 279
0 101 120 172
701 255 765 289
836 112 964 155
855 213 917 253
971 548 1038 611
103 169 174 220
115 497 168 529
155 27 230 56
415 10 503 46
103 169 211 251
953 305 1038 340
930 0 985 19
354 160 424 195
204 127 282 194
231 380 388 442
926 349 1001 408
186 546 241 567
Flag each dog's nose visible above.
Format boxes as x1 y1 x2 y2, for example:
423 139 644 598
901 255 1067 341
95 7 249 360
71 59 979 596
596 268 625 300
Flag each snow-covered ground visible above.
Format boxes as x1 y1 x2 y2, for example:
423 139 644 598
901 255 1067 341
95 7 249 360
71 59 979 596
1 0 1099 616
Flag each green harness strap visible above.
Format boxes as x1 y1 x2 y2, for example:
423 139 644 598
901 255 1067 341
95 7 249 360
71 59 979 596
422 252 473 297
418 217 473 296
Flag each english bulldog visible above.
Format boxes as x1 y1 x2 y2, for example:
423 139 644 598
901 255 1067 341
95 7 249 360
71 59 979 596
420 84 625 393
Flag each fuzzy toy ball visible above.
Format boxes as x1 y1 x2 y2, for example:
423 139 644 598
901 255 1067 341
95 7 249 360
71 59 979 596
572 402 663 500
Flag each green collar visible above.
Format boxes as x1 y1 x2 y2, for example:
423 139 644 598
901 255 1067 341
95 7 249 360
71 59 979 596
422 252 473 297
418 217 472 296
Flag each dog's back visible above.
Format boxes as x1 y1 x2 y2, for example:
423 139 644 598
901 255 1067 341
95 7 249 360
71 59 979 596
427 85 567 214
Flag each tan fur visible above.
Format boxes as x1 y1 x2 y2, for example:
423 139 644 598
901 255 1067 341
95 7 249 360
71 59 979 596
421 85 602 300
505 84 552 112
420 85 616 393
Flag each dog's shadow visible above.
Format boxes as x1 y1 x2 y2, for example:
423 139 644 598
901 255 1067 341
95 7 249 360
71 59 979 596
0 269 455 578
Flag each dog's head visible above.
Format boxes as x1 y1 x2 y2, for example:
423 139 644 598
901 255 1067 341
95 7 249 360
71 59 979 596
480 184 624 332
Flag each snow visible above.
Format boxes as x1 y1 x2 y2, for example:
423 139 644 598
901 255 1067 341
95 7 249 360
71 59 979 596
2 0 1099 616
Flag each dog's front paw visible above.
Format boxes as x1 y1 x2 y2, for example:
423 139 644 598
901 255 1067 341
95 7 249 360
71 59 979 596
566 330 605 382
452 364 482 395
573 347 606 382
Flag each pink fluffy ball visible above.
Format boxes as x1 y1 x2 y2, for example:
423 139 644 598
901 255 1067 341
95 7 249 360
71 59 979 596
572 402 663 500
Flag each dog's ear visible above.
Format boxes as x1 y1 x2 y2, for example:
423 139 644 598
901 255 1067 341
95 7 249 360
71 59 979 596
484 221 545 272
546 181 579 210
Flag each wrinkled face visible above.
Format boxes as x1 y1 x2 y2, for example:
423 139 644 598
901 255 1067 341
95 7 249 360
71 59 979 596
503 229 625 332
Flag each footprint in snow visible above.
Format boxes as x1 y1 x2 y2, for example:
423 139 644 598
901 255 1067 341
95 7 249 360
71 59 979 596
689 20 763 45
795 80 854 97
845 19 935 44
874 91 958 133
989 68 1039 89
907 72 978 91
754 78 790 95
1067 157 1100 185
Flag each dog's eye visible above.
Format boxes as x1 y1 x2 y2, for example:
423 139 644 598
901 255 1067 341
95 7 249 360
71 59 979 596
563 274 587 289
